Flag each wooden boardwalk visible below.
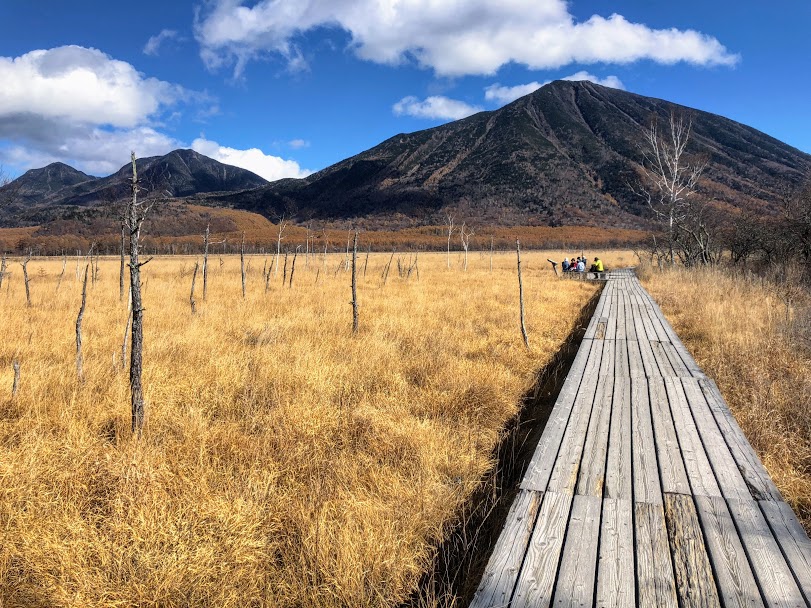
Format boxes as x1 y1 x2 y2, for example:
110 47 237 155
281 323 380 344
470 269 811 608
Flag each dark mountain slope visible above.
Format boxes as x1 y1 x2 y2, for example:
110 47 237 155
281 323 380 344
210 80 811 228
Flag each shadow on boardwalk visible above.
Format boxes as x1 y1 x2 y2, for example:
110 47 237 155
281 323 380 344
403 287 604 607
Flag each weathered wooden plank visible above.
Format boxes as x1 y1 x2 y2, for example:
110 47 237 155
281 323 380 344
694 495 764 608
577 374 614 497
759 499 811 605
631 377 663 505
622 291 638 341
546 344 605 495
727 498 806 607
521 339 598 492
663 493 721 607
661 340 692 377
636 502 679 608
554 494 602 607
649 377 691 496
698 378 782 502
511 491 574 608
614 339 630 378
681 378 752 502
600 335 616 377
606 294 618 342
605 376 632 501
596 498 635 608
615 290 627 341
470 490 544 608
664 378 722 498
627 339 645 378
650 340 677 377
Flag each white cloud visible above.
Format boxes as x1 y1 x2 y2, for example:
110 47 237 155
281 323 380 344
393 96 482 121
0 46 209 175
194 0 739 77
288 138 310 149
191 137 311 181
143 29 179 56
485 71 625 105
0 46 187 128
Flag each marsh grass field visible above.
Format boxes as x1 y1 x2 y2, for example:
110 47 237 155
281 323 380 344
0 249 638 607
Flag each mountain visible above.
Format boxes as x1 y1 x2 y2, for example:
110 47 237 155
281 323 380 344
0 149 268 226
9 162 97 203
206 80 811 229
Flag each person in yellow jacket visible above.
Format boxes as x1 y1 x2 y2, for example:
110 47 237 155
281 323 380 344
590 257 604 272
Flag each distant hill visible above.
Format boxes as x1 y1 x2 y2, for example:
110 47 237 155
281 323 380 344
0 149 268 227
205 80 811 229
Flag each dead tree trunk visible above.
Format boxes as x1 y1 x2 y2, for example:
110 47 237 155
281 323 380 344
121 288 132 370
382 250 396 285
289 246 299 288
76 264 89 380
282 251 289 285
11 360 20 399
0 253 7 290
517 240 529 349
21 251 31 307
127 151 148 437
202 222 210 300
351 232 359 334
363 245 370 278
240 232 246 299
119 216 126 301
56 253 67 292
190 260 199 314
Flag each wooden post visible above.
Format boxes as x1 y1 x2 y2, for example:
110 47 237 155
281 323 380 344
190 260 199 314
517 240 529 349
21 250 31 307
547 258 560 277
351 231 359 334
76 264 89 380
11 359 20 398
490 236 494 272
127 151 146 437
240 232 246 299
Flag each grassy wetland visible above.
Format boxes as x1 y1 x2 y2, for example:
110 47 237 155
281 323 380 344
0 249 634 607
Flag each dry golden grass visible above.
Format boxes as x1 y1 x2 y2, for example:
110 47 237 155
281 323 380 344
0 249 630 607
643 266 811 531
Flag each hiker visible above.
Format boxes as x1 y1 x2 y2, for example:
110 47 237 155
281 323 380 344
562 257 571 272
576 258 585 272
590 257 604 272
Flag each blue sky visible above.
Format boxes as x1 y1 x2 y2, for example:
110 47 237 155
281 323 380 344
0 0 809 181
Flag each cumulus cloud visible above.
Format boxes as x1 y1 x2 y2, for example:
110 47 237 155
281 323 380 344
191 137 311 181
0 46 206 174
143 29 179 56
0 46 187 128
393 96 482 121
485 71 625 105
195 0 739 77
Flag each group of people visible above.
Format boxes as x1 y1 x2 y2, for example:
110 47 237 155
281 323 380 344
562 256 604 273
